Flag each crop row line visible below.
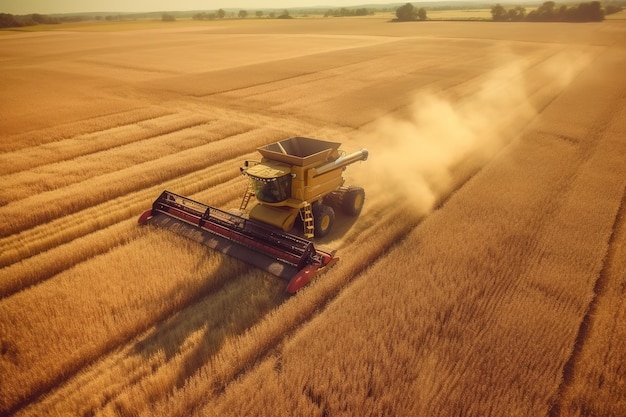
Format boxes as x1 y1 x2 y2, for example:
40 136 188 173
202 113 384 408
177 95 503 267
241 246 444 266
0 139 260 292
0 173 247 299
0 106 172 153
215 53 395 102
0 111 212 177
0 119 245 205
0 141 257 270
178 96 342 141
548 117 626 415
0 127 278 241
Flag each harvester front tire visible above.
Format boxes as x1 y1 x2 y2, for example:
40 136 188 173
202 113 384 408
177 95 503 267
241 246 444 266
342 187 365 217
313 204 335 238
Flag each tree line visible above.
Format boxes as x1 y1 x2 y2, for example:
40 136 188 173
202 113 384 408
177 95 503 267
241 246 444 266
192 8 375 20
324 8 373 17
0 10 297 27
0 12 156 28
491 1 612 22
192 9 292 20
0 13 91 28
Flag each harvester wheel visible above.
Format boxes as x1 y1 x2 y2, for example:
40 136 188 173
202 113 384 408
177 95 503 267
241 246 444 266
313 204 335 238
323 190 343 208
342 187 365 217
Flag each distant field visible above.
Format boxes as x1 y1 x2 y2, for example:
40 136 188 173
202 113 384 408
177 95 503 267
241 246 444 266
605 9 626 19
1 18 624 417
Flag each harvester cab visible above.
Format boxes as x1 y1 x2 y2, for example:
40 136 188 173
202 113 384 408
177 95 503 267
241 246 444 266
138 136 368 293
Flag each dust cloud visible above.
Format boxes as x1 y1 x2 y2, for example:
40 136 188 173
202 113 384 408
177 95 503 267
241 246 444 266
356 51 589 216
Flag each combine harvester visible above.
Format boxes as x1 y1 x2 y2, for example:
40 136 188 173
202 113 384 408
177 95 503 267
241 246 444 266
139 137 368 293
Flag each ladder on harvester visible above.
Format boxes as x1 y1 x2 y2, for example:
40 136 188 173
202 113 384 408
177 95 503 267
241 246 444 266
240 184 254 211
301 202 314 239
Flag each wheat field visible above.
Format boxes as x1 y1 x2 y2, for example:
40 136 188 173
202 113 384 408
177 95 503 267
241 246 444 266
1 18 625 416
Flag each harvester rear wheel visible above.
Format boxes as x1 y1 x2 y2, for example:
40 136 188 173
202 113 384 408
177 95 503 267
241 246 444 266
342 187 365 217
313 204 335 238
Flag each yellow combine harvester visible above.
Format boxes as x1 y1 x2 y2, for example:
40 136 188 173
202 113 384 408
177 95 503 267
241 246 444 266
139 136 368 293
240 136 368 238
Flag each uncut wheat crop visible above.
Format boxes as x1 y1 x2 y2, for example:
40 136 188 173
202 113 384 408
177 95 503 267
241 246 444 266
1 17 625 417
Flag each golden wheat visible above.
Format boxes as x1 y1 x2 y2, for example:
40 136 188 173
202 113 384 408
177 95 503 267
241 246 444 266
0 128 283 238
195 103 625 417
184 44 625 417
0 112 209 177
0 119 249 204
0 165 252 293
7 191 405 417
1 18 624 417
0 107 170 153
0 229 249 413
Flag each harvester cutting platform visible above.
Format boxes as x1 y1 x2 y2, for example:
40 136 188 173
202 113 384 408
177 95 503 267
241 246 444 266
139 137 368 293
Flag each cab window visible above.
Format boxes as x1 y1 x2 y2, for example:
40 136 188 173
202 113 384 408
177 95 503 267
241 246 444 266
250 174 291 203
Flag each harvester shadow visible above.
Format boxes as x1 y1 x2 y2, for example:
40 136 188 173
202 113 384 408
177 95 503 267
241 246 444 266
293 211 361 247
133 217 289 391
131 207 357 391
133 262 289 391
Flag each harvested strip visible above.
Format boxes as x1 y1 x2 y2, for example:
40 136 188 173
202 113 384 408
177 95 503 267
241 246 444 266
0 112 212 176
0 107 171 153
0 129 279 238
0 162 250 269
0 173 245 298
0 119 243 204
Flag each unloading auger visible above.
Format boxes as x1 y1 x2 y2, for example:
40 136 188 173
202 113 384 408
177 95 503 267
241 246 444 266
139 136 368 293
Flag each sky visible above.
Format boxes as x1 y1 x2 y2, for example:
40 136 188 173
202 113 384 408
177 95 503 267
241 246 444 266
0 0 396 14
